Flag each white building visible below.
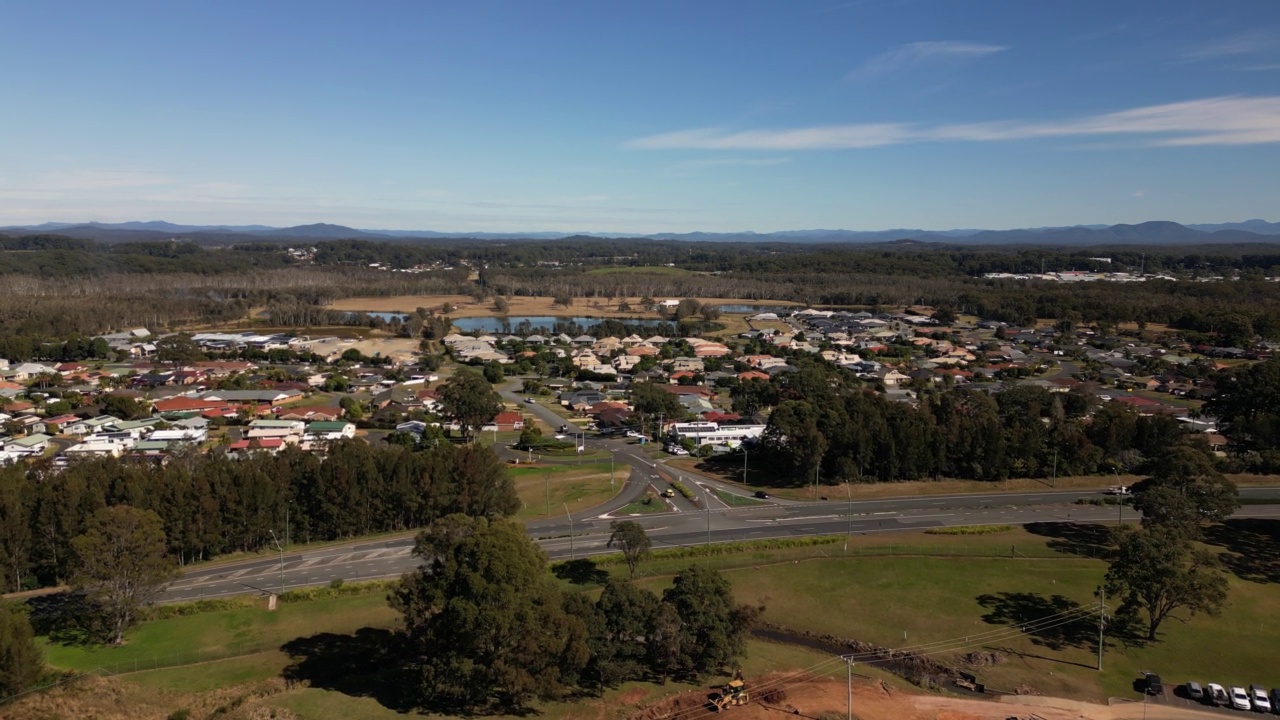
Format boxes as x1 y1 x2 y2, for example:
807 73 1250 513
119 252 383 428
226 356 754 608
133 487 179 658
669 422 766 448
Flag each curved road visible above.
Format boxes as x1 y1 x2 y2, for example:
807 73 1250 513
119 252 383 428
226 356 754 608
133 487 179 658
161 384 1280 602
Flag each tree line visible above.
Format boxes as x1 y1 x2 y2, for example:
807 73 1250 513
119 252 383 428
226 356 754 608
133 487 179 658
745 364 1189 484
0 438 517 592
389 515 756 712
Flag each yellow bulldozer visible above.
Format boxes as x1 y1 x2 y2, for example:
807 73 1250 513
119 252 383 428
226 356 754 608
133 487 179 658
711 679 749 711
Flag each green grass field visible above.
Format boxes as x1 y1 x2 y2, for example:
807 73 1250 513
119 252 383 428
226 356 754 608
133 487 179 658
32 522 1280 716
510 462 626 519
43 592 396 675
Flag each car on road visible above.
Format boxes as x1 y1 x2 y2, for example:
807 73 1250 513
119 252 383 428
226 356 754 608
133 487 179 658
1207 683 1228 706
754 491 769 499
664 444 689 455
524 397 536 404
660 488 675 498
1229 686 1251 711
1184 681 1203 702
1105 485 1131 496
625 430 643 438
1249 685 1271 713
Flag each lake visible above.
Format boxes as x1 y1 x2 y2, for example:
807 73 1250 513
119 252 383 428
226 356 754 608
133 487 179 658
451 316 665 333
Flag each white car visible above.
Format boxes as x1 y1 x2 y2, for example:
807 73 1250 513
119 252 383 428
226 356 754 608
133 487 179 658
1229 686 1251 711
1105 486 1131 496
1249 685 1271 713
625 430 643 438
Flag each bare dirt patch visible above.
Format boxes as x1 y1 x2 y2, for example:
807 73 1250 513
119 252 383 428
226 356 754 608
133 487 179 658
625 674 1188 720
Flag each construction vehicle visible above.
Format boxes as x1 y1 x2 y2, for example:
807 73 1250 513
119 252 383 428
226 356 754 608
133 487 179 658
711 679 749 711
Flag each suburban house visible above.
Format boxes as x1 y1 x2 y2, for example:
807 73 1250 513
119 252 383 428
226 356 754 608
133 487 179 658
304 421 357 442
483 412 525 432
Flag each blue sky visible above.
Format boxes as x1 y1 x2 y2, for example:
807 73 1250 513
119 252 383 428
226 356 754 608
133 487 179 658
3 0 1280 232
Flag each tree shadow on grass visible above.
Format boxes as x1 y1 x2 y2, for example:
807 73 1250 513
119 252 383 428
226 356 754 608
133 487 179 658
26 592 110 646
1023 521 1115 558
281 628 417 713
975 591 1096 652
552 558 609 585
1204 518 1280 584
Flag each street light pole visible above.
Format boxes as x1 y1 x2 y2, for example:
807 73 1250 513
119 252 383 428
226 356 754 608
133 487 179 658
564 503 574 560
610 450 615 490
268 529 285 595
703 484 711 546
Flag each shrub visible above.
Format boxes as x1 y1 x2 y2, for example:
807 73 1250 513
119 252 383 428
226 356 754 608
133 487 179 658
924 525 1015 535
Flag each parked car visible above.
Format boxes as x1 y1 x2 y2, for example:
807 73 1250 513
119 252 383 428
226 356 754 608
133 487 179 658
1248 685 1271 713
1207 683 1228 707
1144 673 1163 696
625 430 643 438
1184 681 1204 702
1270 688 1280 712
1230 686 1251 711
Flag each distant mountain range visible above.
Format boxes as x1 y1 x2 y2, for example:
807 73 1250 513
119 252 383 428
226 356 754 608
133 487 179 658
4 219 1280 246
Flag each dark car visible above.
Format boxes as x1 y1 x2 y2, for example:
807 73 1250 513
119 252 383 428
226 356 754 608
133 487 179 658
1145 673 1163 696
754 491 769 499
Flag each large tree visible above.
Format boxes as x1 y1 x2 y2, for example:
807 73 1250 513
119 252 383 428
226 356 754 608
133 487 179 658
607 521 651 578
437 368 503 442
1205 356 1280 457
630 382 686 423
390 515 589 711
70 505 177 645
154 333 205 369
1104 525 1228 642
660 565 758 678
0 600 42 697
1132 446 1238 537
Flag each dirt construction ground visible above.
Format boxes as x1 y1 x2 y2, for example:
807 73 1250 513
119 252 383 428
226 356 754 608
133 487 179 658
629 675 1224 720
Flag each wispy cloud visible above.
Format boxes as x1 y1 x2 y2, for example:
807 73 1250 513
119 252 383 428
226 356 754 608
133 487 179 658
628 96 1280 150
846 41 1007 81
32 170 172 190
674 157 793 170
1186 30 1279 60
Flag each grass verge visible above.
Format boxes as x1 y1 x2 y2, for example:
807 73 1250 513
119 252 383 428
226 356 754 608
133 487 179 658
713 488 764 507
511 464 627 520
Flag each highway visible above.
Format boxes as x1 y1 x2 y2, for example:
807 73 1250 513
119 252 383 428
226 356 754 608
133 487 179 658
163 482 1280 602
161 380 1280 602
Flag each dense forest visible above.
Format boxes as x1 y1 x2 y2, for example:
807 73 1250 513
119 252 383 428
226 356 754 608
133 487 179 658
5 230 1280 347
0 438 517 593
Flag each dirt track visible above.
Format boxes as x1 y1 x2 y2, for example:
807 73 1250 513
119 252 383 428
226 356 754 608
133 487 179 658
627 674 1223 720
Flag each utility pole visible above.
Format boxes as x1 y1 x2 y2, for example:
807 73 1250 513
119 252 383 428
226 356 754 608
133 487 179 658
742 446 748 481
1051 450 1058 488
845 481 853 549
545 473 552 517
840 655 857 720
609 450 615 490
814 464 819 501
269 529 285 595
564 503 574 560
1097 586 1106 671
